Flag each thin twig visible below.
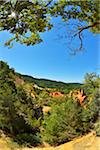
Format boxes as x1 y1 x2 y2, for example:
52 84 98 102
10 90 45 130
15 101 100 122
74 22 99 37
45 0 53 7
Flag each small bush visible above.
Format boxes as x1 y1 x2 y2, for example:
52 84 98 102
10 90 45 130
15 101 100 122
15 132 41 147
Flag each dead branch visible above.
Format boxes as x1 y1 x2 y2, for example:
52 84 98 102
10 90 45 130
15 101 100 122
73 22 100 52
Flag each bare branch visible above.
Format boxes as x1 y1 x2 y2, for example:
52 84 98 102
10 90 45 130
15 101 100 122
74 22 100 37
78 32 83 51
45 0 53 7
73 22 100 52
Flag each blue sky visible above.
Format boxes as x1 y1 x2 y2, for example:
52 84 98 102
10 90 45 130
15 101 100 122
0 18 99 83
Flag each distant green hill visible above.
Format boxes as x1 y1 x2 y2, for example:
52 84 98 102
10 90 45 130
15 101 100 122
19 74 82 93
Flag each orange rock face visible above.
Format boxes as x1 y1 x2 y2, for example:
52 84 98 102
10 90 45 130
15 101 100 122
68 89 86 106
50 92 64 98
15 76 24 85
42 106 51 114
76 90 86 105
31 93 35 98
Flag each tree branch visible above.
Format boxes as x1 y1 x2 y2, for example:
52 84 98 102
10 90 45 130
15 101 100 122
73 22 100 52
45 0 53 7
74 22 100 37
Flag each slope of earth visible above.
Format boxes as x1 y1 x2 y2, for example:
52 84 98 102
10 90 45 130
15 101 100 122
19 132 100 150
0 132 99 150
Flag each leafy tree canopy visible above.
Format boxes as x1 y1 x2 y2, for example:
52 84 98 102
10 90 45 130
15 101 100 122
0 0 99 50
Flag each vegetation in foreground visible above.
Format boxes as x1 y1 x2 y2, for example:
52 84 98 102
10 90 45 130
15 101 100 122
0 61 100 147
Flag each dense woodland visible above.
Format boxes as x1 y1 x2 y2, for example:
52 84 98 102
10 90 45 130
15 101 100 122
0 61 99 147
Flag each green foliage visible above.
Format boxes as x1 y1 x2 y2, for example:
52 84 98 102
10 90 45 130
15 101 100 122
83 73 100 106
0 0 99 48
0 0 52 47
0 61 99 147
42 98 83 145
82 73 100 135
0 61 42 146
84 73 100 89
42 95 99 145
15 132 41 147
94 121 100 136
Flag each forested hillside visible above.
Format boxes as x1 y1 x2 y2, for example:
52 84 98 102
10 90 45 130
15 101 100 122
21 74 82 93
0 61 100 148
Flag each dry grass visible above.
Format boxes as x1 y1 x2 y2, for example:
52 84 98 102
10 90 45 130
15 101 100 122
0 131 19 150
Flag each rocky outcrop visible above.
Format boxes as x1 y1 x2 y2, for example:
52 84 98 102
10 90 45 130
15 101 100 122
14 76 25 85
68 89 86 106
50 92 64 98
42 106 51 114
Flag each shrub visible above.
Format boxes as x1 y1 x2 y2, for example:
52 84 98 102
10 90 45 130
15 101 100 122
0 62 42 146
15 132 41 147
41 98 83 145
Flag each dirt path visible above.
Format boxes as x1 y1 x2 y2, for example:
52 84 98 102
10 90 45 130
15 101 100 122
0 132 100 150
19 132 100 150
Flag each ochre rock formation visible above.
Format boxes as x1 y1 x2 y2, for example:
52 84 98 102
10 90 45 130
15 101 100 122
50 92 64 98
68 89 86 106
42 106 51 114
